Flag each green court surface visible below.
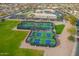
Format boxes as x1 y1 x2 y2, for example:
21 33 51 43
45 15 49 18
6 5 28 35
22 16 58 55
17 21 34 29
29 31 56 47
35 22 53 29
17 21 53 30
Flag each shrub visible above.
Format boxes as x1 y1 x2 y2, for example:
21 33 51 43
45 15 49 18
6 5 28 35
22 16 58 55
68 35 75 42
0 18 6 22
64 14 77 25
67 27 76 35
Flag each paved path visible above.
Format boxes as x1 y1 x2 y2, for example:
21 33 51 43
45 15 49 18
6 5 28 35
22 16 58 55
57 21 74 56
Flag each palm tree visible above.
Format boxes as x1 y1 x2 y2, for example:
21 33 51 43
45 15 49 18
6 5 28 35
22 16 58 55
47 16 50 22
25 13 35 21
30 13 35 19
30 13 35 21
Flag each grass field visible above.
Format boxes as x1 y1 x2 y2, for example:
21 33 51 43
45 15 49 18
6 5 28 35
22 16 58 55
55 24 65 34
0 20 43 56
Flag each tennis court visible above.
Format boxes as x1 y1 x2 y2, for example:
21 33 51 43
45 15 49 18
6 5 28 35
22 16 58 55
17 21 57 47
28 31 57 47
35 22 53 30
17 21 34 29
17 21 53 30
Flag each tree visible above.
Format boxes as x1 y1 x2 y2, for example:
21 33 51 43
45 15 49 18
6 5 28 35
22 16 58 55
64 14 77 25
0 12 8 16
68 15 77 25
0 18 6 22
64 14 70 21
30 13 35 18
68 35 75 42
47 16 50 22
67 27 76 35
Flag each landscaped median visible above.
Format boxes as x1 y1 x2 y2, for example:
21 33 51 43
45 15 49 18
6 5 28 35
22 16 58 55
0 20 44 56
55 24 65 34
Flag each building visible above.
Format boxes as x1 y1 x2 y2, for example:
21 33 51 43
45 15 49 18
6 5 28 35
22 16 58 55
33 9 57 19
27 9 63 21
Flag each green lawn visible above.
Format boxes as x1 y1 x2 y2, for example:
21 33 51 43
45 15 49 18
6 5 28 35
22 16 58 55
55 24 65 34
0 20 43 56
